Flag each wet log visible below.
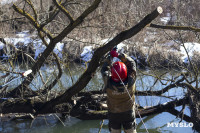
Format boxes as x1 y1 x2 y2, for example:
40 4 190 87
0 95 192 127
70 97 190 121
0 97 43 114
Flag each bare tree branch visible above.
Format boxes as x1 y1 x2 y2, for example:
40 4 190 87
136 75 185 96
25 0 38 21
150 23 200 32
53 0 74 23
12 4 53 39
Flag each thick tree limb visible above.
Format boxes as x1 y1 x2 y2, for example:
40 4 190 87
35 7 163 114
149 23 200 32
0 96 189 122
0 38 6 44
70 97 189 120
37 32 63 94
177 82 199 94
168 108 192 123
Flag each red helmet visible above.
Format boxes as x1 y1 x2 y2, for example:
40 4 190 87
111 61 127 82
110 47 118 58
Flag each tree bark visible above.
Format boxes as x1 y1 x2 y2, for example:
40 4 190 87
0 96 190 122
69 97 190 120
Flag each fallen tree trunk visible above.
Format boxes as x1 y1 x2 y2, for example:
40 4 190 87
70 97 191 121
0 94 190 122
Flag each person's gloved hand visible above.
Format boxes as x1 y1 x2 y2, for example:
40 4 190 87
110 47 118 58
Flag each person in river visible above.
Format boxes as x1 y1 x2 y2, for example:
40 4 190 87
101 47 137 133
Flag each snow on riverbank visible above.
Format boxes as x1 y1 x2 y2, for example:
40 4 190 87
0 32 64 59
1 31 200 67
161 41 200 64
180 42 200 63
33 38 64 59
80 38 128 62
100 38 127 53
80 46 93 62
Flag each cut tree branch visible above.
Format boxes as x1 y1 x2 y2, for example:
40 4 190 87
35 6 163 114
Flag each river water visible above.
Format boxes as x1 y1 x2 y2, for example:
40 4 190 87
0 63 197 133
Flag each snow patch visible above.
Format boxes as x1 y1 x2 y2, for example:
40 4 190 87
180 42 200 63
0 33 64 59
80 38 128 63
33 38 64 59
33 39 46 59
160 17 171 24
4 37 32 47
160 13 171 24
16 31 30 38
144 38 147 42
100 38 127 53
54 42 64 58
81 46 93 62
0 42 4 49
1 0 17 5
162 41 175 46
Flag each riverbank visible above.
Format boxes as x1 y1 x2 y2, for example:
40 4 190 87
0 30 200 70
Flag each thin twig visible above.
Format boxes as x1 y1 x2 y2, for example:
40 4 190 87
98 119 104 133
54 114 66 126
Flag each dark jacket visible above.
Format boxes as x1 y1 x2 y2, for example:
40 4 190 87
101 53 136 113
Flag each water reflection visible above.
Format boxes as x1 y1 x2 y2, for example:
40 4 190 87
1 113 195 133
